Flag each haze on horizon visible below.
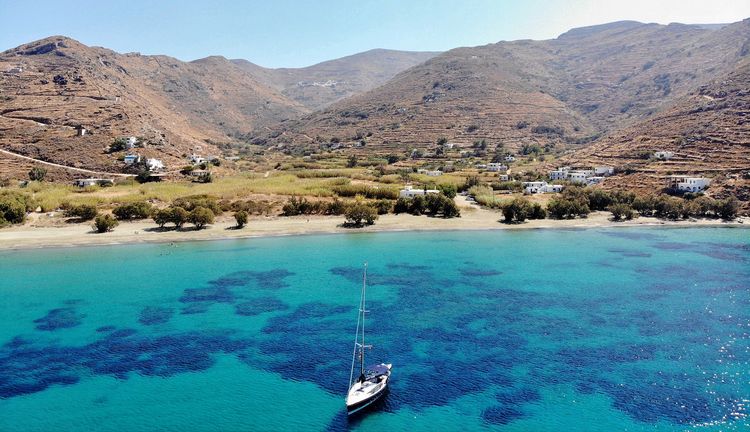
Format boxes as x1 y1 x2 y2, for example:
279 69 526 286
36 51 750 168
1 0 749 68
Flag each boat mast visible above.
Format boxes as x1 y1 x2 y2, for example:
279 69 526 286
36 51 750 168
360 262 367 377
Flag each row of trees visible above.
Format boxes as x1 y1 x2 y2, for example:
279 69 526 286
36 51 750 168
393 194 460 218
468 185 741 222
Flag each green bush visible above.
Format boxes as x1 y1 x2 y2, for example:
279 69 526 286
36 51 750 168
609 203 635 221
715 197 739 220
190 207 215 229
501 197 532 223
113 201 153 220
529 203 547 220
332 184 398 200
172 195 222 215
547 187 590 219
28 167 47 181
344 200 378 226
92 214 118 233
0 191 30 226
374 199 393 215
438 184 457 198
234 210 248 228
63 203 98 221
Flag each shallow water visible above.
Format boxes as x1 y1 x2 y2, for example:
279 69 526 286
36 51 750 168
1 228 748 431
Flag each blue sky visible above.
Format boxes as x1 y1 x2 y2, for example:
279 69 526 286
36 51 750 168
1 0 749 68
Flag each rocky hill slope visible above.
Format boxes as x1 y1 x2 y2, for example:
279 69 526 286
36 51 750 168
562 59 750 200
255 20 750 153
0 37 434 176
232 49 439 111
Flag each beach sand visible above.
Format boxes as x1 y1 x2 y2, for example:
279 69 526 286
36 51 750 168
0 201 745 250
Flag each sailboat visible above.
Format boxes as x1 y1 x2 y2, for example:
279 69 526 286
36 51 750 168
346 263 392 415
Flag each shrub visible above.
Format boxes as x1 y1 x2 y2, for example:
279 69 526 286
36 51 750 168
631 195 655 216
374 199 393 215
113 201 153 220
609 203 635 221
333 184 399 200
347 155 357 168
0 191 30 225
394 197 410 214
28 167 47 181
172 195 222 215
109 137 128 152
461 176 481 192
529 203 547 220
715 197 739 220
587 189 613 211
325 198 347 215
190 207 214 229
92 214 118 233
234 210 248 228
344 200 378 226
501 197 532 223
63 203 98 221
438 184 457 198
653 195 682 220
409 195 426 215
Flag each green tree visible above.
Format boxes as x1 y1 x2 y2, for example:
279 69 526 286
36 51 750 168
609 203 635 221
438 184 457 198
715 197 739 220
437 137 448 146
28 167 47 181
109 137 128 152
234 210 248 228
152 208 174 228
92 214 118 233
501 197 532 223
344 200 378 226
190 207 214 229
171 207 190 228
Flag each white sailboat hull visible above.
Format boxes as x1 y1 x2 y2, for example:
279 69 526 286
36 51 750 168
346 363 392 415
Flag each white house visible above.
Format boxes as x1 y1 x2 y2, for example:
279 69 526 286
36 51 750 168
655 151 674 160
666 176 710 192
549 168 569 181
522 181 548 194
544 184 564 193
504 155 516 162
498 174 510 181
123 154 141 165
443 143 455 149
425 170 442 177
475 163 487 169
188 154 205 164
586 176 605 185
568 171 590 184
73 178 114 187
595 166 614 176
146 158 164 171
487 163 508 172
399 186 440 198
75 125 87 136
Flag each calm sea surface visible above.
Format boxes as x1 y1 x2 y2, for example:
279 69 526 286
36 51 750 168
1 228 748 431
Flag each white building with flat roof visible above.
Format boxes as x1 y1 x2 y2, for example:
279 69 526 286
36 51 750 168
665 176 710 192
487 163 508 172
399 186 440 198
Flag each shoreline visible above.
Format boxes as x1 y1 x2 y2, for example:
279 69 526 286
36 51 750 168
0 208 746 251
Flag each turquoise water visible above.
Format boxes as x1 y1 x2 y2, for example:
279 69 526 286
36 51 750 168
1 227 748 431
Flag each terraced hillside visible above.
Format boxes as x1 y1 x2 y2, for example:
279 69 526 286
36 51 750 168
562 60 750 200
0 37 435 176
256 20 750 153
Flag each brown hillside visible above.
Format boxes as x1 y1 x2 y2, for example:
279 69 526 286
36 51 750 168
562 60 750 200
0 36 307 173
255 20 750 153
232 49 439 111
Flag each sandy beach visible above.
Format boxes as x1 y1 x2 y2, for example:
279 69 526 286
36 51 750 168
0 202 746 251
